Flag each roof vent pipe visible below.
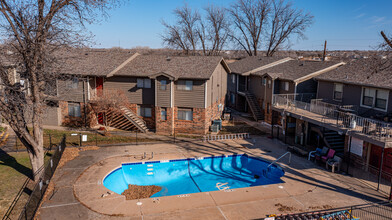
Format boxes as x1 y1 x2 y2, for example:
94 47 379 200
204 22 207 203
166 57 171 61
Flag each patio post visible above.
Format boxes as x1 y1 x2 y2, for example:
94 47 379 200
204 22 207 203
346 135 352 174
377 144 386 191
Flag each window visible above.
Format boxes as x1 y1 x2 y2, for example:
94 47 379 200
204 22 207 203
284 82 289 91
178 108 193 121
376 90 388 110
137 106 152 117
333 83 343 101
230 93 235 105
231 74 235 84
161 108 167 120
262 77 267 86
361 87 389 110
137 78 151 88
68 102 81 117
177 80 193 91
160 80 167 90
362 88 376 107
67 77 79 89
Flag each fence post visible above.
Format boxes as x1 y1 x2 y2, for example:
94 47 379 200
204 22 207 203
15 135 18 152
49 134 52 150
95 132 97 146
79 133 82 147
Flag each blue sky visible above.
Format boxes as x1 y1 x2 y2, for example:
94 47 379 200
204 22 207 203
87 0 392 51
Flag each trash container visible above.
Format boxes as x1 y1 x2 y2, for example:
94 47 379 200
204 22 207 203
213 119 222 130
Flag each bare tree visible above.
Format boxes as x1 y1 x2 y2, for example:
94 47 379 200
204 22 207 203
200 5 230 56
266 0 313 56
0 0 120 181
381 31 392 50
162 4 229 56
162 4 200 55
228 0 270 56
90 89 129 134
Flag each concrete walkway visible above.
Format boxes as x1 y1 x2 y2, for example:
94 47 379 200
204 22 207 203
36 134 388 220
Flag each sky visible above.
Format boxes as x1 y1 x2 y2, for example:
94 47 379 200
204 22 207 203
86 0 392 51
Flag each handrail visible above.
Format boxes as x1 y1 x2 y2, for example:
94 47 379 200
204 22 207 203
267 152 291 168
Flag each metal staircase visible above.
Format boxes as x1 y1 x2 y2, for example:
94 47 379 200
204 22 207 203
323 129 345 157
244 92 264 121
108 106 149 133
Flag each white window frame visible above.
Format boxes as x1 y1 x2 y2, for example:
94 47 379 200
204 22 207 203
177 80 193 91
137 106 152 117
137 78 151 88
333 83 343 101
360 87 389 112
178 108 193 121
160 80 167 90
161 107 167 121
67 77 79 89
284 81 289 91
68 102 81 117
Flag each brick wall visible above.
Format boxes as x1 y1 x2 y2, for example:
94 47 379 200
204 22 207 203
174 107 207 134
60 101 97 127
155 107 174 135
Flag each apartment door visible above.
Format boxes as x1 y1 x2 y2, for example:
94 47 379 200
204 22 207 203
96 77 104 124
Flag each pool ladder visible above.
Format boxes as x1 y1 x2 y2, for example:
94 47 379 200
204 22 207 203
263 152 291 177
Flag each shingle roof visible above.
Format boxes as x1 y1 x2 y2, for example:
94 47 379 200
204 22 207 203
316 58 392 90
58 48 134 76
254 60 342 82
228 56 286 74
112 55 226 79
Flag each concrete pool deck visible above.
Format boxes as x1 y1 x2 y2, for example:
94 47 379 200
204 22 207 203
38 137 388 220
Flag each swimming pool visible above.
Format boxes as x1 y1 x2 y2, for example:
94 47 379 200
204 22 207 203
103 154 284 197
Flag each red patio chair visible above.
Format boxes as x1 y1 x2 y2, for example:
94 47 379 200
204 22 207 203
321 149 335 163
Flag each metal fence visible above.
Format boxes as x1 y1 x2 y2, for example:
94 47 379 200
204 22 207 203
264 200 392 220
273 94 392 141
2 135 66 220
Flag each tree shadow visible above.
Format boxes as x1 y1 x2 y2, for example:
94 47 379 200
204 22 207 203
0 148 33 179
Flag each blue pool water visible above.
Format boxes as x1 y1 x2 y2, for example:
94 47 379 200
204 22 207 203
103 154 284 197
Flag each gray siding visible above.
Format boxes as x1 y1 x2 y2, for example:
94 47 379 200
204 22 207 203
297 79 318 94
156 76 171 107
57 79 86 102
206 62 228 107
174 80 205 108
317 80 392 116
104 76 155 105
43 105 60 126
249 75 264 100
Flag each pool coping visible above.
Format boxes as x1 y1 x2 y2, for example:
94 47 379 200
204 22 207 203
102 153 285 185
74 152 287 217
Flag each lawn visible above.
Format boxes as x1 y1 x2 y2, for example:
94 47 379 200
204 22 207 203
0 151 52 218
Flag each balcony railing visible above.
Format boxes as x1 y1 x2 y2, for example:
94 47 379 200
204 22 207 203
273 94 392 141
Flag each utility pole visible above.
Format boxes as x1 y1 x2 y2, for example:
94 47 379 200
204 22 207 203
322 40 327 61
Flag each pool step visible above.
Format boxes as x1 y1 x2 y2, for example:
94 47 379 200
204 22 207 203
147 172 154 175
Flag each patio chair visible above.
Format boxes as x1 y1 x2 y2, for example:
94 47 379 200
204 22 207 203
321 149 335 163
314 146 329 162
308 148 322 161
326 156 342 173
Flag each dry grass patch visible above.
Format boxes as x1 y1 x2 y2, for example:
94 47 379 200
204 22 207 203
121 184 162 200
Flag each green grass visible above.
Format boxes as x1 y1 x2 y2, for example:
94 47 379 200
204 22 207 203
0 151 52 218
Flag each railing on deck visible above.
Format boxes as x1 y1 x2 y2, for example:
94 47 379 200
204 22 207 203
272 94 392 141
